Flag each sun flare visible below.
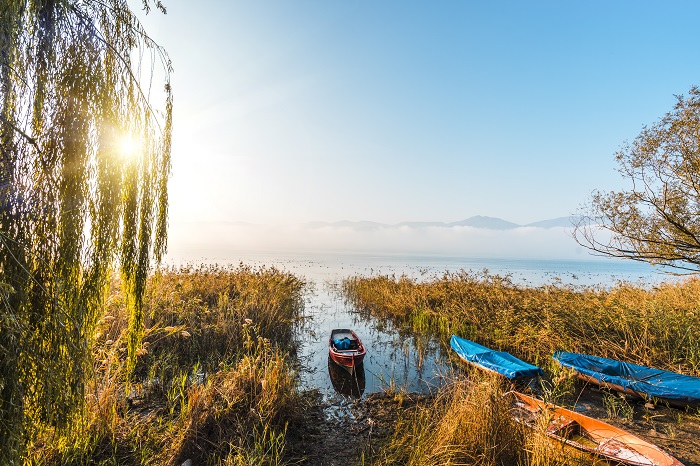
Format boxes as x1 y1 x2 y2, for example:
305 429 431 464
118 134 140 160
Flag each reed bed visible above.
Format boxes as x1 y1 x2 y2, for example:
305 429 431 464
343 271 700 374
30 264 306 465
346 271 698 465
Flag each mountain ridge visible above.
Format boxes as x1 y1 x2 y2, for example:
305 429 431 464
303 215 577 230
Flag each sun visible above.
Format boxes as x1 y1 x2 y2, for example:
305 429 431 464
118 134 140 160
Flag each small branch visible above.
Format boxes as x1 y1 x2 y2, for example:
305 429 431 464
0 115 42 153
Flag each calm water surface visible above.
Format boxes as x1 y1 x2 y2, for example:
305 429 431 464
211 252 676 406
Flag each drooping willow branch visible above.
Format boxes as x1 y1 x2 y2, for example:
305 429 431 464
0 0 172 460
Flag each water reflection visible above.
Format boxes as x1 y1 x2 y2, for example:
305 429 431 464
328 355 366 397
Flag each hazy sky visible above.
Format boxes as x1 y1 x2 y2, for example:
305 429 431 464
136 1 700 229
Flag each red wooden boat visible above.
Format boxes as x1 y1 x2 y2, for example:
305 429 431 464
329 329 366 372
508 391 683 466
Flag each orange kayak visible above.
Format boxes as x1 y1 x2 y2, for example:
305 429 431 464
508 392 683 466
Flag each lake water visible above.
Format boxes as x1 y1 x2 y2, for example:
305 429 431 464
172 251 678 405
243 252 669 287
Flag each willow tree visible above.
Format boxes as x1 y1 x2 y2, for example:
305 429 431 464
574 86 700 273
0 0 172 459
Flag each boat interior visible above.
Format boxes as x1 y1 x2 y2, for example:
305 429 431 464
331 331 360 351
512 404 599 450
547 416 598 449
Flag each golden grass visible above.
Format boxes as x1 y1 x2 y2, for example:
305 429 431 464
30 264 306 465
344 271 700 374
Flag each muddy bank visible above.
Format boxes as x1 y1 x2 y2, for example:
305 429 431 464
285 390 428 466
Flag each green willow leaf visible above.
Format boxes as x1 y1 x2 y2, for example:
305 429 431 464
0 0 172 460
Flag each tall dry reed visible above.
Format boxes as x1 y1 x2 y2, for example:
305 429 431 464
30 265 306 465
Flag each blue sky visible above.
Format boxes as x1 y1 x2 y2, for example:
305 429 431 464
136 1 700 230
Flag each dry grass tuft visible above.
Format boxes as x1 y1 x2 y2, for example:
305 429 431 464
167 331 299 465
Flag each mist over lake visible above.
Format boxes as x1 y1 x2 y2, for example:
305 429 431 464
168 219 594 260
167 238 668 288
161 217 671 287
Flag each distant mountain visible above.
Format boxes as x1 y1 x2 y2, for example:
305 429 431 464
302 216 575 231
448 215 520 230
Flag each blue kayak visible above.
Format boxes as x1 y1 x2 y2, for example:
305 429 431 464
553 350 700 407
450 335 543 380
